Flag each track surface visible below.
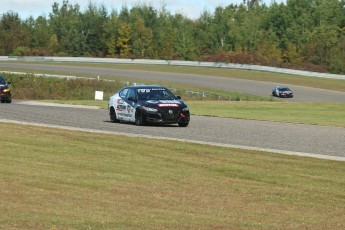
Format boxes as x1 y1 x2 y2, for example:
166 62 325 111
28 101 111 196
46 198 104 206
1 62 345 102
1 63 344 160
1 101 344 160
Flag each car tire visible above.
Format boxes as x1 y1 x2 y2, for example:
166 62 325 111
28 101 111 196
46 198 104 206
178 122 189 127
135 112 144 126
109 107 120 123
6 100 11 103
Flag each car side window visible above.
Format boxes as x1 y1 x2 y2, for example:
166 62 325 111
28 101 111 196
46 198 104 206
119 88 129 99
127 89 136 99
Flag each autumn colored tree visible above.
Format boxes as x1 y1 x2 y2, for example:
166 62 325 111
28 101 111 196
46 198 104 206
116 22 132 58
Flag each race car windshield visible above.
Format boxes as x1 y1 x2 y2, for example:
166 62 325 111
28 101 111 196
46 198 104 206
280 88 290 91
137 88 176 100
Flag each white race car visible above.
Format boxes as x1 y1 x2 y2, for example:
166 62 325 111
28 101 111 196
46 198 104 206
272 86 294 98
109 85 190 127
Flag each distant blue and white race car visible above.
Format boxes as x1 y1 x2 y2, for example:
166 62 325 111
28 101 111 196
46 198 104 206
109 85 190 127
272 86 294 98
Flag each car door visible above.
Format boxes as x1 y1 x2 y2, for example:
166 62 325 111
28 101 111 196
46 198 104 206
115 88 129 121
124 88 137 122
275 87 280 96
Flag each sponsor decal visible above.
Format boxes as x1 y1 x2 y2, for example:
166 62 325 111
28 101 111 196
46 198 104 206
159 100 181 104
127 105 131 113
118 113 132 118
158 103 179 107
138 88 165 93
138 89 151 93
116 105 126 111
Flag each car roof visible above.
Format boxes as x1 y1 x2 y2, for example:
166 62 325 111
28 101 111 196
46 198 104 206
275 86 290 88
125 85 165 89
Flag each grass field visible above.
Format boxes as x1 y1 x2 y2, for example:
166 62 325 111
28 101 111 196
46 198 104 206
1 123 344 229
188 101 345 127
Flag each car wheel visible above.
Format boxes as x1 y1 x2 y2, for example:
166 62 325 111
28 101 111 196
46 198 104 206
6 99 11 103
178 122 189 127
135 112 144 126
109 107 120 123
0 101 4 103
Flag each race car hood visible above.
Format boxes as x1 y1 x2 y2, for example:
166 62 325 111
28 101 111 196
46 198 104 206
140 99 184 108
0 84 8 90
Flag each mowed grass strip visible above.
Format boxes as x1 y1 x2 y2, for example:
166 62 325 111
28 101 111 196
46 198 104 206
188 101 345 127
1 123 344 229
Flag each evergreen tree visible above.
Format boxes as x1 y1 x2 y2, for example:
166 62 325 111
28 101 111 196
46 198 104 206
131 19 154 58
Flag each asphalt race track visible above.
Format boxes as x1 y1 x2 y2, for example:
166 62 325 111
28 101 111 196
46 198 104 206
0 63 344 161
1 101 344 161
1 62 345 102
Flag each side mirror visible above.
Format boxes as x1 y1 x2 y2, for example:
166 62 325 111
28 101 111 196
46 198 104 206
176 96 181 100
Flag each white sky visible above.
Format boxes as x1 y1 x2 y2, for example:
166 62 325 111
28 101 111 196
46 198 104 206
0 0 286 19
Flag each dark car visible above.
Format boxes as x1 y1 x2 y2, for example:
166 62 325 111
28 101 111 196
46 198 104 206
272 86 293 98
0 76 12 103
109 85 190 127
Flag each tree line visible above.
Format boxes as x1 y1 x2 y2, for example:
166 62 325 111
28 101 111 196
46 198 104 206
0 0 344 74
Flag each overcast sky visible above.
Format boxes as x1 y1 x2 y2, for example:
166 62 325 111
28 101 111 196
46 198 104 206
0 0 286 20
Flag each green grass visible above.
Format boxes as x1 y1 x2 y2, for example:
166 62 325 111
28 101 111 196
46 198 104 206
188 101 345 127
1 123 344 229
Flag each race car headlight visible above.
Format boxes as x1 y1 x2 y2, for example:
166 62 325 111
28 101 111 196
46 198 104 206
182 107 189 112
142 106 158 112
3 89 10 93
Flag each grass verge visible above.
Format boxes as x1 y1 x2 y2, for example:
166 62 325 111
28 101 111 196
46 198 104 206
1 123 344 229
188 101 345 127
